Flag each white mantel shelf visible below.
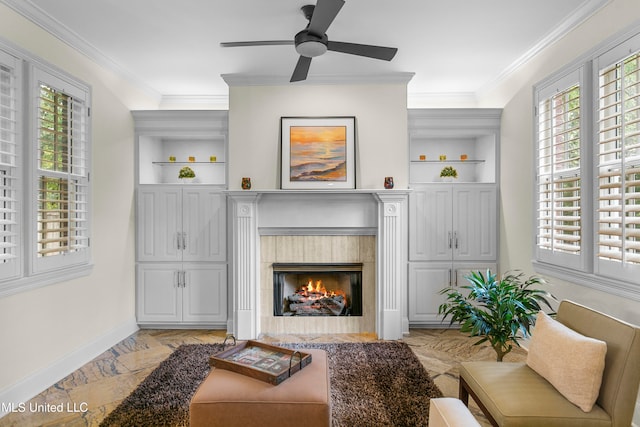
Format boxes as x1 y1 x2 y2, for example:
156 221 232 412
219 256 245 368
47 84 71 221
225 189 412 196
226 190 410 340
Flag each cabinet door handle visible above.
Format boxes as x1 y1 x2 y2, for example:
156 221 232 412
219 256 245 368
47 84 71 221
448 269 452 286
176 233 182 250
181 270 187 287
182 232 187 250
448 231 452 249
454 231 459 249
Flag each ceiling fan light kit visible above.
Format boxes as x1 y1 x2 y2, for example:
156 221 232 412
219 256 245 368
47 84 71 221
295 31 328 57
221 0 398 82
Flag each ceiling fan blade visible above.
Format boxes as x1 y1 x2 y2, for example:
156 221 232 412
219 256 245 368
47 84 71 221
327 41 397 61
220 40 294 47
291 56 312 82
307 0 345 37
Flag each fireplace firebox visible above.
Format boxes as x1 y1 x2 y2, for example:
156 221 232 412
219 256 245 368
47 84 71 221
273 263 363 316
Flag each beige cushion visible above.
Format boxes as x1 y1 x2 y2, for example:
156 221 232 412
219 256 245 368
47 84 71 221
429 398 480 427
527 311 607 412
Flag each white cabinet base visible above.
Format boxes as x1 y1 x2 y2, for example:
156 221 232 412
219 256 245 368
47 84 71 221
136 263 227 327
408 262 497 327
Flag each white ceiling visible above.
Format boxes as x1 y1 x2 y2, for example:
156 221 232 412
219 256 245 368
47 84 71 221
4 0 606 105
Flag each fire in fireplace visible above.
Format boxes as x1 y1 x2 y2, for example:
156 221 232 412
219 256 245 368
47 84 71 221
273 263 363 317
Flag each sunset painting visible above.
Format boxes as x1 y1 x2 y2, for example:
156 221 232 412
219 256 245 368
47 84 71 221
289 126 347 182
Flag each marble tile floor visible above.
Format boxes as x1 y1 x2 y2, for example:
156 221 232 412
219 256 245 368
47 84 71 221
0 329 526 427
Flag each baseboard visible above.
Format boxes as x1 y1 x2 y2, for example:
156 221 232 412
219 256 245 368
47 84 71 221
0 317 139 418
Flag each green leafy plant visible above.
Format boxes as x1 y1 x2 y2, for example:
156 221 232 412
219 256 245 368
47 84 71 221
438 270 555 361
440 166 458 178
178 166 195 179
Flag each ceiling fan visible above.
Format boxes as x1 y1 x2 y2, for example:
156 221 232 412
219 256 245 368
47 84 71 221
220 0 398 82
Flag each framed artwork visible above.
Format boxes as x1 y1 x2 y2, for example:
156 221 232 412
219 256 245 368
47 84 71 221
280 116 356 189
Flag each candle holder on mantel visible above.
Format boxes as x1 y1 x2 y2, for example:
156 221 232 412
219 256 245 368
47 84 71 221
384 177 394 189
241 177 252 190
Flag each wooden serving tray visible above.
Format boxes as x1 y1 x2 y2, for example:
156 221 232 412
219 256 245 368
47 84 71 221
209 338 312 385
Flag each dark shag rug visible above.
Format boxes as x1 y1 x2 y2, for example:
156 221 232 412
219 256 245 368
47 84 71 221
100 341 443 427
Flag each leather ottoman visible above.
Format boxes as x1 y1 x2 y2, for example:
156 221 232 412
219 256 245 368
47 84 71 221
190 348 331 427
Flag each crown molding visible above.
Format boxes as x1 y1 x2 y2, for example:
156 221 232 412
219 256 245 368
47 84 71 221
0 0 161 102
221 72 415 87
478 0 611 96
407 92 478 109
159 94 229 110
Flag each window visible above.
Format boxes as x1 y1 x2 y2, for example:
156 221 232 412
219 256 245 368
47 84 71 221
535 69 585 270
596 49 640 282
534 29 640 294
0 43 91 297
0 50 20 281
31 67 90 274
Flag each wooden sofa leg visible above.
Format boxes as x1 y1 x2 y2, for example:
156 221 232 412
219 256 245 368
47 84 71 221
459 377 470 405
459 377 499 427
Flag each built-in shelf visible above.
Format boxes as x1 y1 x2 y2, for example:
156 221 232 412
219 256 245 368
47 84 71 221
152 161 226 166
410 160 485 164
408 109 500 184
133 110 228 186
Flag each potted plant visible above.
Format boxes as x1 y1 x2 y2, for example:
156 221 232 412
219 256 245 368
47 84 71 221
438 270 555 361
178 166 196 180
440 166 458 181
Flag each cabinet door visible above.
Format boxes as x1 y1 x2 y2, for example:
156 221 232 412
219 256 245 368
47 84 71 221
408 263 452 324
453 262 498 289
136 263 182 322
182 264 227 323
137 187 182 262
453 185 497 261
409 185 453 261
182 189 226 262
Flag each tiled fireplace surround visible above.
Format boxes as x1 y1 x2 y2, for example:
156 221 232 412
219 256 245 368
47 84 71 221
227 190 410 340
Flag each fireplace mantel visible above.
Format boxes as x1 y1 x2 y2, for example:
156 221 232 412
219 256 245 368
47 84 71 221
227 189 410 340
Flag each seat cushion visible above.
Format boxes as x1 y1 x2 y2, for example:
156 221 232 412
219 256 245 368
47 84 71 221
190 348 330 427
527 311 607 412
460 361 611 427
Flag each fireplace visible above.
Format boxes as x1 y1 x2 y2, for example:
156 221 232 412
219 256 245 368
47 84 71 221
273 263 363 317
228 190 409 339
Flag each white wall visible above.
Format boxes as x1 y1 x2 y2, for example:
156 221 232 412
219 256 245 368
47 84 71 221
227 81 409 190
480 0 640 423
0 3 158 407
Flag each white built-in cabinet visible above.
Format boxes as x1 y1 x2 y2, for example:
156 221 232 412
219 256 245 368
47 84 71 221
409 184 497 262
408 109 501 326
137 187 226 262
133 111 228 327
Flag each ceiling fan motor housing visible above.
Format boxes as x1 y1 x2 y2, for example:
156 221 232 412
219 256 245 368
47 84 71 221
295 30 328 57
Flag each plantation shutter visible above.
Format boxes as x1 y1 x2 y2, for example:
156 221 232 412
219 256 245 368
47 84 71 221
33 68 90 273
0 51 20 280
535 69 583 269
597 48 640 280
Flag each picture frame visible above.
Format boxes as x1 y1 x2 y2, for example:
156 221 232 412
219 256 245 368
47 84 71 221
280 116 356 190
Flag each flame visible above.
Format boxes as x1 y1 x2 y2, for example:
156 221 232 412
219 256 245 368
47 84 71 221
300 279 346 299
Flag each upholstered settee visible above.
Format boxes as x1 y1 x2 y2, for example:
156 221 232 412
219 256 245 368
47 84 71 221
459 300 640 427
